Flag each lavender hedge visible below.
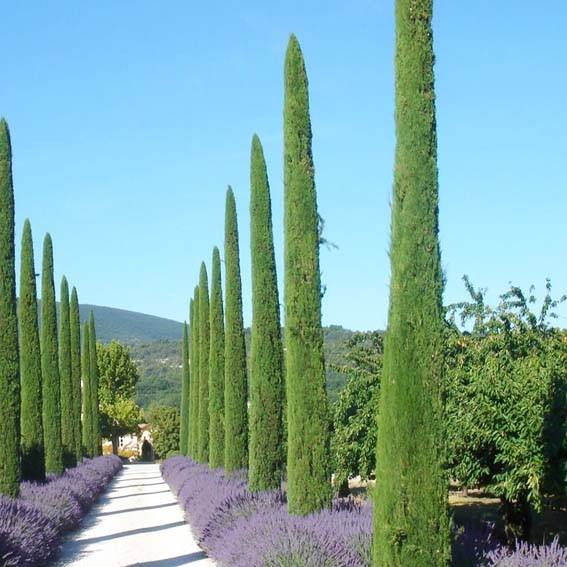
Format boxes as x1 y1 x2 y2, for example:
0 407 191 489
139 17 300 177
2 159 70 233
162 456 567 567
0 455 122 566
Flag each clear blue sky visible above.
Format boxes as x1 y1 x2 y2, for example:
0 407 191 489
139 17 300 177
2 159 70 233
2 1 566 331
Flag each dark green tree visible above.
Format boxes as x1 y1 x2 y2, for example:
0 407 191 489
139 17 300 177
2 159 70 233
179 322 190 456
81 322 92 456
283 35 331 515
70 287 82 462
41 233 63 474
19 219 45 482
59 276 76 468
224 187 248 472
89 312 101 456
249 135 285 491
188 287 200 458
0 119 20 496
198 263 210 463
208 247 225 468
146 404 180 460
373 1 451 564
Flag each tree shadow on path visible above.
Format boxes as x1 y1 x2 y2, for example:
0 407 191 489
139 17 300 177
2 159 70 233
124 551 208 566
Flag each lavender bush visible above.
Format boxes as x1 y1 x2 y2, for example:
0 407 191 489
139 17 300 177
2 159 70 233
484 537 567 567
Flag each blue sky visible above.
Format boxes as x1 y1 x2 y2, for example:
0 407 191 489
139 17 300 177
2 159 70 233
2 1 566 331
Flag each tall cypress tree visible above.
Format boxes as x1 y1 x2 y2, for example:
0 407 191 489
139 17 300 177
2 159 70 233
208 247 225 469
197 263 210 463
188 287 200 458
283 36 331 515
224 187 248 472
81 322 92 457
70 287 82 462
0 119 20 496
19 219 45 482
41 233 63 474
180 322 190 456
59 276 76 468
249 135 285 491
88 312 101 456
373 1 450 565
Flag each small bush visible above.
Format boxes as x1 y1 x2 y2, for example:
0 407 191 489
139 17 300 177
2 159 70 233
484 537 567 567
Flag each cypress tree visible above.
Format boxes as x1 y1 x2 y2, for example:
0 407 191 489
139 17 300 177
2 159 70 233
197 263 210 463
188 287 200 458
180 322 190 456
41 233 63 474
283 35 331 515
249 135 285 491
81 322 92 457
0 119 20 496
208 247 225 469
224 187 248 472
19 219 45 482
373 1 451 565
59 276 76 468
88 312 101 456
70 287 82 462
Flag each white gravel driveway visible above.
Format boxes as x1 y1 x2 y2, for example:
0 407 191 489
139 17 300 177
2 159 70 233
55 462 216 567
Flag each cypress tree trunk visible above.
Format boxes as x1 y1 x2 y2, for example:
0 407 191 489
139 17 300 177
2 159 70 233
180 322 190 456
249 134 285 491
81 323 92 457
70 287 82 463
224 187 248 472
373 1 451 564
0 119 20 496
89 312 101 456
19 219 45 482
59 276 76 468
208 247 225 469
198 263 210 463
41 233 63 474
188 287 200 458
283 35 331 515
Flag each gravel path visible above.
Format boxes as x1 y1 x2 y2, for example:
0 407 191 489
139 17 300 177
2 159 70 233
55 462 216 567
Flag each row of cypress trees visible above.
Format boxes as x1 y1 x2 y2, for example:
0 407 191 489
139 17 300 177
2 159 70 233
0 118 102 497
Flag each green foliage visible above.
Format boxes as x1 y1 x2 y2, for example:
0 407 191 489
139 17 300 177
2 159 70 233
41 234 64 475
0 119 20 496
198 263 210 463
81 323 93 457
180 322 190 456
146 404 180 460
283 35 331 515
189 286 200 458
89 312 101 456
224 187 249 472
373 1 451 564
59 276 76 468
331 332 382 491
209 247 225 468
249 134 285 491
445 278 567 543
19 219 45 482
70 287 82 462
324 325 356 401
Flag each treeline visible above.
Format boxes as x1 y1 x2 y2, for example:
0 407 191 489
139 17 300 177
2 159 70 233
0 119 101 497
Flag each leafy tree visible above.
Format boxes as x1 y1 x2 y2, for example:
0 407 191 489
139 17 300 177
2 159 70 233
0 119 20 496
331 332 382 495
209 247 225 468
81 322 93 456
89 312 101 456
97 340 143 455
373 0 451 563
59 276 76 468
19 219 45 481
41 234 64 475
70 287 82 462
283 35 331 515
146 404 180 460
249 134 285 491
180 322 190 456
189 287 200 458
198 263 210 463
224 187 248 472
445 278 567 544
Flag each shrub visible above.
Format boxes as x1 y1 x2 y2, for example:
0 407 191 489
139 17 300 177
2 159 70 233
483 537 567 567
